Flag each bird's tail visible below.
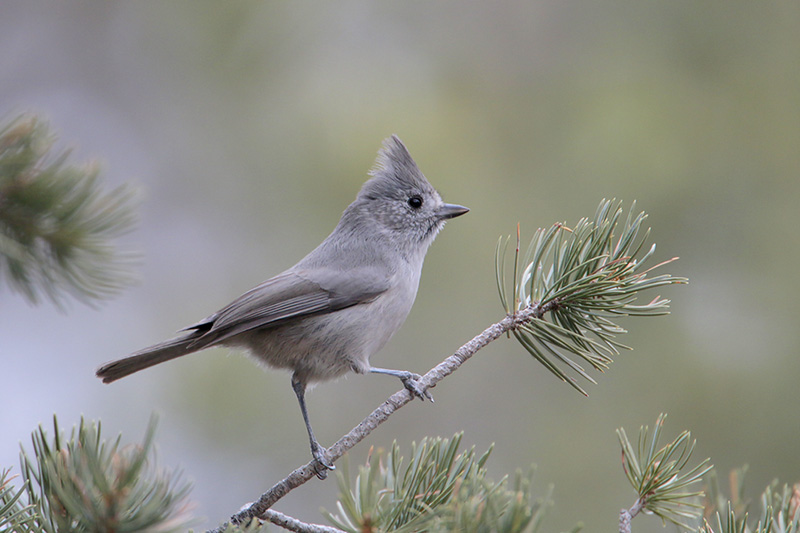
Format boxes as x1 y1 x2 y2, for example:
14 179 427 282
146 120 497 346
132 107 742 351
96 332 202 383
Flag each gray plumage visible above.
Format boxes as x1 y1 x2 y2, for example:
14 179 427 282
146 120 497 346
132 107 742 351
96 135 468 474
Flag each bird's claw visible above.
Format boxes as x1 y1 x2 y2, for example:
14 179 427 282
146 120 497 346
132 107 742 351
401 372 434 402
311 443 335 480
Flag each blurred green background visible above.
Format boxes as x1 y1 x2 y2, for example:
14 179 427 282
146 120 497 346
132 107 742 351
2 2 799 532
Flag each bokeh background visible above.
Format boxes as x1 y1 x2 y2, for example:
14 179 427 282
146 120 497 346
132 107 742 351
2 2 799 532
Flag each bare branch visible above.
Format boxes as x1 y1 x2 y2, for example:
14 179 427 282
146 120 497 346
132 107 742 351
209 304 550 532
619 498 645 533
262 509 343 533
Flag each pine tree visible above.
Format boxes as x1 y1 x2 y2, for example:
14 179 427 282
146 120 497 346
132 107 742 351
7 114 794 533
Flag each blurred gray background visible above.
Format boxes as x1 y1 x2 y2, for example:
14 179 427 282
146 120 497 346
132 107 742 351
2 2 799 532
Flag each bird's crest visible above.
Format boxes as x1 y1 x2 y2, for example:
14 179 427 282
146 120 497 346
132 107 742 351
360 135 434 199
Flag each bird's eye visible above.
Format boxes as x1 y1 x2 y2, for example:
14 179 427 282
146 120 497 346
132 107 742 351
407 196 423 209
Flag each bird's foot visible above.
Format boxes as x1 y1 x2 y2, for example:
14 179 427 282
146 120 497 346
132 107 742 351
397 371 434 402
311 442 335 480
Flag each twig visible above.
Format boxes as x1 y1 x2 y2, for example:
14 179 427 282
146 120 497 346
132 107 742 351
262 509 343 533
208 301 555 532
619 498 645 533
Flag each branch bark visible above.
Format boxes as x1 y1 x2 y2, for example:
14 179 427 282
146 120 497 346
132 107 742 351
619 497 645 533
209 302 554 532
261 510 343 533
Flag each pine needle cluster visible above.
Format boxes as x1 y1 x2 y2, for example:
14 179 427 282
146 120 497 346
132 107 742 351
323 434 562 533
617 414 712 531
496 200 686 394
0 114 137 306
701 467 800 533
1 416 194 533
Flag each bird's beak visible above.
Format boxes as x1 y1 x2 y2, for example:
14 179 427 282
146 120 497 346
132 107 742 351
437 203 470 220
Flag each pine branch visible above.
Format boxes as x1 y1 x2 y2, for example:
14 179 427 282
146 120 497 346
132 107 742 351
320 435 553 533
701 468 800 533
0 468 38 532
497 200 686 394
617 414 712 532
14 415 194 533
322 435 491 533
0 114 137 307
211 200 684 531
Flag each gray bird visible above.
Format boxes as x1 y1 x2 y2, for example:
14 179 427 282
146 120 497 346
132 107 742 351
96 135 468 475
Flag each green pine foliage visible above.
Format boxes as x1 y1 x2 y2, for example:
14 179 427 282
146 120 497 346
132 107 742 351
2 416 194 533
496 200 686 395
0 467 37 531
0 114 137 306
617 414 712 530
5 415 797 533
322 434 568 533
701 467 800 533
0 415 272 533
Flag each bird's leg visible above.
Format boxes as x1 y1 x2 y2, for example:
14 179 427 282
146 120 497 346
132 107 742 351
291 373 334 479
369 367 433 402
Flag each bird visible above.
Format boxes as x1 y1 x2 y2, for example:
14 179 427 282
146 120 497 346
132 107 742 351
96 135 468 475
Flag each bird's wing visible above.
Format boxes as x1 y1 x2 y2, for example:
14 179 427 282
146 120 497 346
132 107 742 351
184 268 388 348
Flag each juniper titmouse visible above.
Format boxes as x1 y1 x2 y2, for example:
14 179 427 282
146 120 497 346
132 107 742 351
96 135 468 475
